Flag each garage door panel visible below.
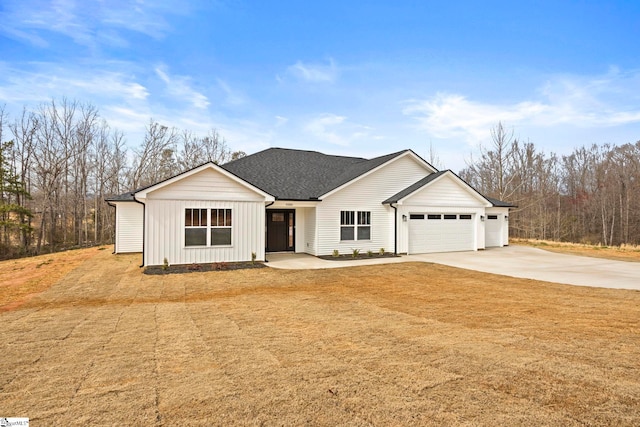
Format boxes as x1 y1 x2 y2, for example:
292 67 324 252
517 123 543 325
409 213 474 254
485 215 502 247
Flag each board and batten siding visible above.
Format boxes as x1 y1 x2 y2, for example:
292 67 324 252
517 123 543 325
144 199 265 266
315 154 431 256
396 174 489 253
114 201 143 253
140 166 269 266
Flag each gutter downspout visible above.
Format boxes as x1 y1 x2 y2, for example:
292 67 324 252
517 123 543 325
390 203 398 255
132 195 146 268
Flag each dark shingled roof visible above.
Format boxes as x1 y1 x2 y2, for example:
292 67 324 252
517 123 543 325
105 191 136 202
221 148 411 200
485 196 517 208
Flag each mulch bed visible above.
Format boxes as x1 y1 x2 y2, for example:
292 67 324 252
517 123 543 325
144 261 266 275
318 253 400 261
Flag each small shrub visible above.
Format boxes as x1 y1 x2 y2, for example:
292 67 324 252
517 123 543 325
332 249 340 257
367 250 373 257
251 251 257 264
162 257 170 271
352 248 360 258
379 248 385 256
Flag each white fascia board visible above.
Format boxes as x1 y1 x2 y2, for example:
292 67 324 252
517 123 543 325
319 150 436 199
270 200 321 208
397 170 492 207
134 162 275 202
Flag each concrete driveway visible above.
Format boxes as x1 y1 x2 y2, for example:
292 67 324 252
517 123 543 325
412 246 640 290
267 246 640 290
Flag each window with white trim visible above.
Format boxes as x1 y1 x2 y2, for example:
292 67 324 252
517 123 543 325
185 208 207 246
185 208 232 247
340 210 371 241
357 211 371 240
211 209 232 245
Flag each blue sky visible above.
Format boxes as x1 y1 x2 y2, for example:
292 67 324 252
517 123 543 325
1 0 640 171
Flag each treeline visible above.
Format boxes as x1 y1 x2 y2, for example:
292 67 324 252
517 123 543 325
461 123 640 246
0 98 243 259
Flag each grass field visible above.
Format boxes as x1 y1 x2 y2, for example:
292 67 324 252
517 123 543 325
514 238 640 262
1 248 639 425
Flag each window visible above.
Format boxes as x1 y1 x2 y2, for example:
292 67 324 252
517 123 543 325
410 214 425 220
185 208 207 246
340 211 355 240
357 211 371 240
211 209 232 246
444 214 457 220
488 215 498 220
185 208 232 247
459 214 472 220
340 210 371 240
427 214 442 220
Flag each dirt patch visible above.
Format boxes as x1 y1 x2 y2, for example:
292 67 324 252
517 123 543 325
1 252 639 425
514 238 640 262
144 261 266 275
0 246 105 311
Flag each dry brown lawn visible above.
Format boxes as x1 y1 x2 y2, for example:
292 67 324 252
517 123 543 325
0 246 105 311
1 250 639 426
514 238 640 262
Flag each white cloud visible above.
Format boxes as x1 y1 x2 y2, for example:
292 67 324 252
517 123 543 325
216 79 246 106
0 0 187 49
275 116 288 126
304 113 372 146
155 65 210 109
286 59 338 83
403 69 640 145
0 62 149 104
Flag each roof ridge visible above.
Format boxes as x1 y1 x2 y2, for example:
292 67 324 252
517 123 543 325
271 147 368 161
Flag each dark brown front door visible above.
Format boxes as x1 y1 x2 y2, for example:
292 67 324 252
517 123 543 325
267 210 295 252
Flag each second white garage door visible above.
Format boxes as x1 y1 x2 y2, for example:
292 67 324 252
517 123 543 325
485 214 503 247
408 213 475 254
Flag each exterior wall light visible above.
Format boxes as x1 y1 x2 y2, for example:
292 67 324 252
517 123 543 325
505 216 509 221
480 215 485 222
402 214 407 222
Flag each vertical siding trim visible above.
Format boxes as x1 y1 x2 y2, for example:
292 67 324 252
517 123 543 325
144 200 266 266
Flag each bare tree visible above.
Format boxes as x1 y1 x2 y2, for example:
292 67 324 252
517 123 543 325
461 122 520 201
178 128 232 170
130 119 179 189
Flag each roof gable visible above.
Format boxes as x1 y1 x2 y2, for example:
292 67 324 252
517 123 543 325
319 150 437 199
384 170 492 206
221 148 437 200
134 162 275 201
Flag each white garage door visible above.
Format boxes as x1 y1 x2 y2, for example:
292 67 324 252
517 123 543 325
485 214 502 247
408 213 474 254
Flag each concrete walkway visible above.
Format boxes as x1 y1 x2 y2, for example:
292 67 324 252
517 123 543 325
266 246 640 290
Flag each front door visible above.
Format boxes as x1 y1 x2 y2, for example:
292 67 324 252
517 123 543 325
267 210 295 252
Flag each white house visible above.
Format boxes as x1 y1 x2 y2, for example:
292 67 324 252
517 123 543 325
107 148 513 266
